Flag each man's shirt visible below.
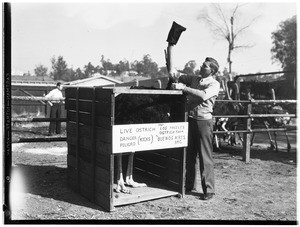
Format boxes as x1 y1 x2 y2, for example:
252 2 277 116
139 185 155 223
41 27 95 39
45 88 63 104
179 75 220 120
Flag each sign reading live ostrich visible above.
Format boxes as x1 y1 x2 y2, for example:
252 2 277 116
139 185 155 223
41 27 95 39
112 122 188 153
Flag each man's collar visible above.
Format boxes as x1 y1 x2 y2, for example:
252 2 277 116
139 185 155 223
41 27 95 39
200 75 213 82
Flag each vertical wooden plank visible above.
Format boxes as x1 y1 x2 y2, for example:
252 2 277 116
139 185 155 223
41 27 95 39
242 102 252 163
111 91 115 126
91 87 96 202
180 95 187 197
75 87 80 192
110 90 115 211
109 154 115 211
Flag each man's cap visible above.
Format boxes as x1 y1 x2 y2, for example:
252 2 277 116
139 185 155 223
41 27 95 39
205 57 219 74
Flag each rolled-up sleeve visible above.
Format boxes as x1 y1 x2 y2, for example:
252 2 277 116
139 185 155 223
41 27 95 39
183 80 220 101
178 74 192 86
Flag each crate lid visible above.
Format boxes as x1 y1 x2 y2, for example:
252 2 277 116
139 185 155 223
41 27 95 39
102 86 184 95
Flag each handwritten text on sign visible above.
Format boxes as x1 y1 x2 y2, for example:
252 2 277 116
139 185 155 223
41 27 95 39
112 122 188 153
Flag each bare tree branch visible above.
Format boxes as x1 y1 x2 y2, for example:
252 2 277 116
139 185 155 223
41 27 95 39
234 15 260 39
198 13 228 40
197 3 260 73
213 4 230 37
234 44 255 49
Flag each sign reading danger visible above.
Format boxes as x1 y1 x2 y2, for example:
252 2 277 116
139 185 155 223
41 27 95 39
112 122 188 153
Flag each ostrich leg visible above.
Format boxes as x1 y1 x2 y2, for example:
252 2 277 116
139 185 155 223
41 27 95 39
284 130 291 153
214 132 220 151
273 131 279 152
263 121 276 151
125 152 147 188
115 154 131 194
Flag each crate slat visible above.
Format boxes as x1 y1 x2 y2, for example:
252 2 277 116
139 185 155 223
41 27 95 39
79 171 93 201
79 137 92 151
78 146 91 162
78 87 94 100
78 100 92 113
67 135 77 146
95 101 112 116
95 190 113 211
96 127 112 144
95 152 112 172
95 140 112 155
95 116 112 129
67 99 76 111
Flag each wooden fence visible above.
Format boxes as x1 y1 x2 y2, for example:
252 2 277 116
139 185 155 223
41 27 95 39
12 83 66 117
11 96 296 163
11 96 67 143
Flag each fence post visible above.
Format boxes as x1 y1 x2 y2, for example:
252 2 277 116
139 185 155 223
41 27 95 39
242 100 252 163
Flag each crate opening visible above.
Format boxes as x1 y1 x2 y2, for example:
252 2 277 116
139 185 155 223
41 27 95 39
112 149 183 207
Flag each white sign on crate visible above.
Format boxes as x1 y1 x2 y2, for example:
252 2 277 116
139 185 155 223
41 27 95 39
112 122 188 153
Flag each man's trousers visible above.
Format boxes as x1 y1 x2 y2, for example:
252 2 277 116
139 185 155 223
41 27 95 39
185 117 215 194
49 103 61 134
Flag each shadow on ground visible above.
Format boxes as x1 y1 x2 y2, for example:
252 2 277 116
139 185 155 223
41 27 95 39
11 164 107 212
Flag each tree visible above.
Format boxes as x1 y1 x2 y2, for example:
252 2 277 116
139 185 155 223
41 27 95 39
83 62 97 77
61 68 76 82
271 15 297 98
100 55 114 75
197 3 259 73
132 54 159 78
74 67 86 80
157 66 168 78
132 60 143 75
271 16 296 73
142 54 159 77
115 60 130 75
22 71 32 77
50 56 68 81
34 64 48 79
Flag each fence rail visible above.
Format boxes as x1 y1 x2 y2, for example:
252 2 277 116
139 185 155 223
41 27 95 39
12 137 67 143
216 99 297 104
213 128 292 134
12 96 65 101
12 117 67 122
214 114 296 118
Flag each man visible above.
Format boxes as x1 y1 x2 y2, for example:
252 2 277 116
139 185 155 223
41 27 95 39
45 82 64 136
171 57 220 200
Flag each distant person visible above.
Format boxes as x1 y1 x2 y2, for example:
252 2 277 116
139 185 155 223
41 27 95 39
45 82 64 136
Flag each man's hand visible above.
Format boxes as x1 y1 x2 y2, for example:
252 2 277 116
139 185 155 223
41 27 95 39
168 69 179 78
172 83 186 90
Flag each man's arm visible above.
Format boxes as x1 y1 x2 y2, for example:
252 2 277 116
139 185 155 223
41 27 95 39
45 89 54 98
178 74 192 86
183 81 220 101
45 89 55 106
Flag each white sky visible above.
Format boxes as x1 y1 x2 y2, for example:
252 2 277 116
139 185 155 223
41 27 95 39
10 1 297 75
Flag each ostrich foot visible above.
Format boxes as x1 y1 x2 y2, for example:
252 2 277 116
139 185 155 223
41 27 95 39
114 182 131 194
125 179 147 188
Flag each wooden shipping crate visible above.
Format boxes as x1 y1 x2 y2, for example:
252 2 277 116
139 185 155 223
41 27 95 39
65 86 188 211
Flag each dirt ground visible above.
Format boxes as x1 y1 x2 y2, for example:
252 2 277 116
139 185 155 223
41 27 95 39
6 122 298 224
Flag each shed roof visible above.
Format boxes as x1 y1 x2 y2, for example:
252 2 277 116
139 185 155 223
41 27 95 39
66 74 123 87
11 75 55 84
